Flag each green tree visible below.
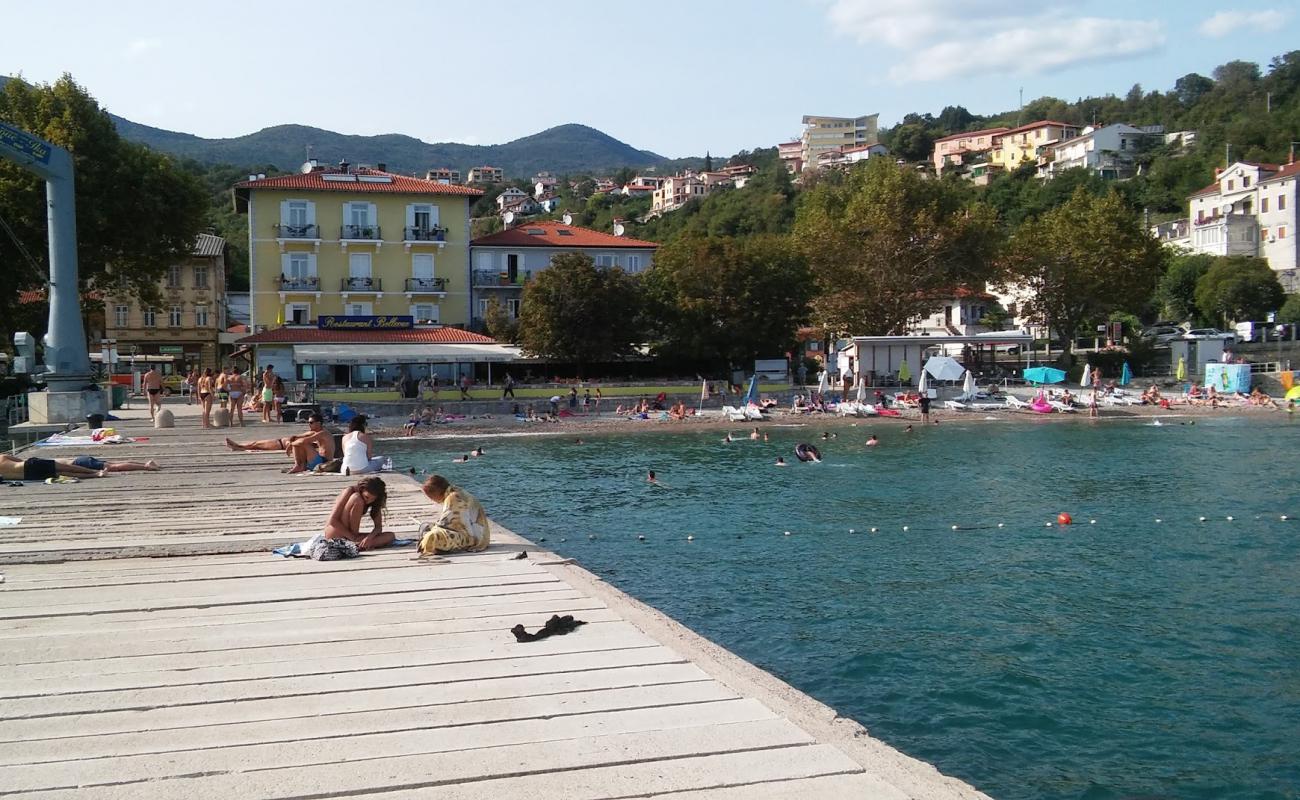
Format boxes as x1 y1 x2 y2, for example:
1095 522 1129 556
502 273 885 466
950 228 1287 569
889 123 935 164
1276 293 1300 325
516 253 643 376
482 295 519 343
793 158 1002 336
1000 188 1166 358
0 75 206 342
1194 256 1284 325
1156 253 1215 323
644 234 810 368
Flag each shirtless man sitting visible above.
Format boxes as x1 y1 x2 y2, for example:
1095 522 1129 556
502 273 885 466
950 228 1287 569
225 412 335 473
0 453 108 481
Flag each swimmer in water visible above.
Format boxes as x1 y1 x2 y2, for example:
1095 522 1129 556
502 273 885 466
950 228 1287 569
471 447 484 456
866 434 878 446
904 425 914 433
452 454 470 463
647 470 658 483
749 427 760 440
774 456 787 466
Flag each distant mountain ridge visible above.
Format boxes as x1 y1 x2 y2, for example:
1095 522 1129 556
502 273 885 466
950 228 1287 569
0 76 667 176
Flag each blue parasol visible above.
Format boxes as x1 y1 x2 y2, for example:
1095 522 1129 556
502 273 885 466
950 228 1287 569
1120 362 1133 386
742 375 759 406
1023 366 1066 385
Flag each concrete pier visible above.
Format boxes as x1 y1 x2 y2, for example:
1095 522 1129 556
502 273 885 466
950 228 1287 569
0 400 988 798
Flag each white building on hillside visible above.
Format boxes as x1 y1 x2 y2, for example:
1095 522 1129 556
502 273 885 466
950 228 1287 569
1041 124 1151 179
1183 160 1300 291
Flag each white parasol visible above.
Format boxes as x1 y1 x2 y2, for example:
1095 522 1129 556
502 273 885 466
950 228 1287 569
856 377 867 403
918 370 929 395
1080 364 1092 389
962 369 975 397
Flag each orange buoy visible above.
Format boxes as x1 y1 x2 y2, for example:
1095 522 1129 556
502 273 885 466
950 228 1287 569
1057 513 1073 526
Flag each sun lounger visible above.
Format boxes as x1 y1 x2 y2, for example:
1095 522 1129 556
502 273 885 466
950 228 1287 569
744 405 764 421
945 400 970 411
1048 400 1078 413
721 405 748 422
1004 395 1031 410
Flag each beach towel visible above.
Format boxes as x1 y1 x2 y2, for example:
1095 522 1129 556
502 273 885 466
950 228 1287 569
273 533 416 558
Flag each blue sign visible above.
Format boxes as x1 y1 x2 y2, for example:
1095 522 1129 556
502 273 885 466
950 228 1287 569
318 315 414 330
0 122 52 165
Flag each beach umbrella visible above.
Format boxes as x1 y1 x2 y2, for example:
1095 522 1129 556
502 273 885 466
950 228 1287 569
1176 356 1186 382
898 360 911 384
816 369 830 396
1120 362 1133 386
1285 385 1300 401
1080 364 1091 389
917 369 929 395
698 378 708 412
962 369 975 397
1023 366 1066 385
856 377 867 403
742 375 759 406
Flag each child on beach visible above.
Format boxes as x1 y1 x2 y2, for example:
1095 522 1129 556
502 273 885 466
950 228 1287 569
416 474 491 555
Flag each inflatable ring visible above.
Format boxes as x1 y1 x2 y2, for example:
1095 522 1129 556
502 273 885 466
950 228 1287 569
794 443 822 462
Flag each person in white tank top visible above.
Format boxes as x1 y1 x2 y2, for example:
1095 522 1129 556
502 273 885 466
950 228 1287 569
341 415 385 475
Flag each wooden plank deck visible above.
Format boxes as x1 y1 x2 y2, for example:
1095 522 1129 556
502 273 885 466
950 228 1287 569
0 401 988 798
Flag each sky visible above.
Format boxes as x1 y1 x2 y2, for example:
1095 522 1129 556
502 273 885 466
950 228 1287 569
4 0 1297 159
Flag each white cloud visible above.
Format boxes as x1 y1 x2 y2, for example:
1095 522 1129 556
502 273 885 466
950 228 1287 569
824 0 1164 82
123 38 162 60
1198 9 1288 38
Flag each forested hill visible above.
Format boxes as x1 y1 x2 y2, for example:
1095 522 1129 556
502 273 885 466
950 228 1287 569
880 50 1300 214
0 76 665 176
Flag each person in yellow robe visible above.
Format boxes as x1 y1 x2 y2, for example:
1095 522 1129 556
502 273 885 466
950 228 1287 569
417 474 491 555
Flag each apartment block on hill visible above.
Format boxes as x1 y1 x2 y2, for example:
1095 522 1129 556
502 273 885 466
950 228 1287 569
799 114 879 171
466 166 504 184
1041 124 1155 179
989 120 1081 172
425 167 462 185
932 127 1009 175
651 174 707 214
232 161 482 331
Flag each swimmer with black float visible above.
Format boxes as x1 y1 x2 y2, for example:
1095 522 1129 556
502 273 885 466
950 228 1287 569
452 454 470 463
471 447 484 457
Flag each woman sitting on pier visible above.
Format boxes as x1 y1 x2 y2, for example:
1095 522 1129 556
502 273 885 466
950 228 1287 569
322 476 392 551
416 474 491 555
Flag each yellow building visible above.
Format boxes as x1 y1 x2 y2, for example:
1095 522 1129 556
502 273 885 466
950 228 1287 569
989 120 1081 172
233 163 482 332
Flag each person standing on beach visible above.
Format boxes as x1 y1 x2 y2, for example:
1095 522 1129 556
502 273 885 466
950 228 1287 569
568 387 578 412
919 393 932 424
184 369 199 404
228 368 246 426
261 365 277 423
459 374 472 401
142 366 163 419
502 373 515 399
197 368 214 427
214 368 229 411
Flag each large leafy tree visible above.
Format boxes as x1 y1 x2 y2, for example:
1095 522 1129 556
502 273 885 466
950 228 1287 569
644 234 810 369
1156 253 1215 324
516 253 643 376
0 75 206 343
1001 188 1166 358
793 158 1002 336
1194 256 1285 325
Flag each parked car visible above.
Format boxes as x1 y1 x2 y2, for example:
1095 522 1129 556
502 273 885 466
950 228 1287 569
1141 326 1184 345
1183 328 1237 344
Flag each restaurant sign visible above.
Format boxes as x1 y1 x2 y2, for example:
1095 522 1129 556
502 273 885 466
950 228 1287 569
317 315 414 330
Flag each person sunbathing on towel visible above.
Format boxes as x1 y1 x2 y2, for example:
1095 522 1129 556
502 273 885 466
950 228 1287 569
322 476 393 551
416 474 491 555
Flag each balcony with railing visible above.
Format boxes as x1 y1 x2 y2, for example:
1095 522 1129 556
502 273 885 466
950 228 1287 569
340 224 382 241
341 277 383 292
275 223 320 240
405 277 448 294
473 269 528 288
403 225 447 243
279 274 320 291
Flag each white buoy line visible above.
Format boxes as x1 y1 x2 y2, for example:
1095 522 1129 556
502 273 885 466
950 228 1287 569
529 513 1295 546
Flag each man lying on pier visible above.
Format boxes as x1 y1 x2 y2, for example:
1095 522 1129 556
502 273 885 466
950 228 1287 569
224 412 335 473
0 453 108 481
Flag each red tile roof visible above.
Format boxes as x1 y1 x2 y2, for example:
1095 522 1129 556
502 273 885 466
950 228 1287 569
233 168 483 196
933 127 1010 143
1190 182 1221 197
1260 162 1300 183
1000 120 1078 135
237 327 497 345
471 221 658 249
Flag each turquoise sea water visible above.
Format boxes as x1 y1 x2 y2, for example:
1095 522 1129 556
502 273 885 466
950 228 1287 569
384 416 1300 800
